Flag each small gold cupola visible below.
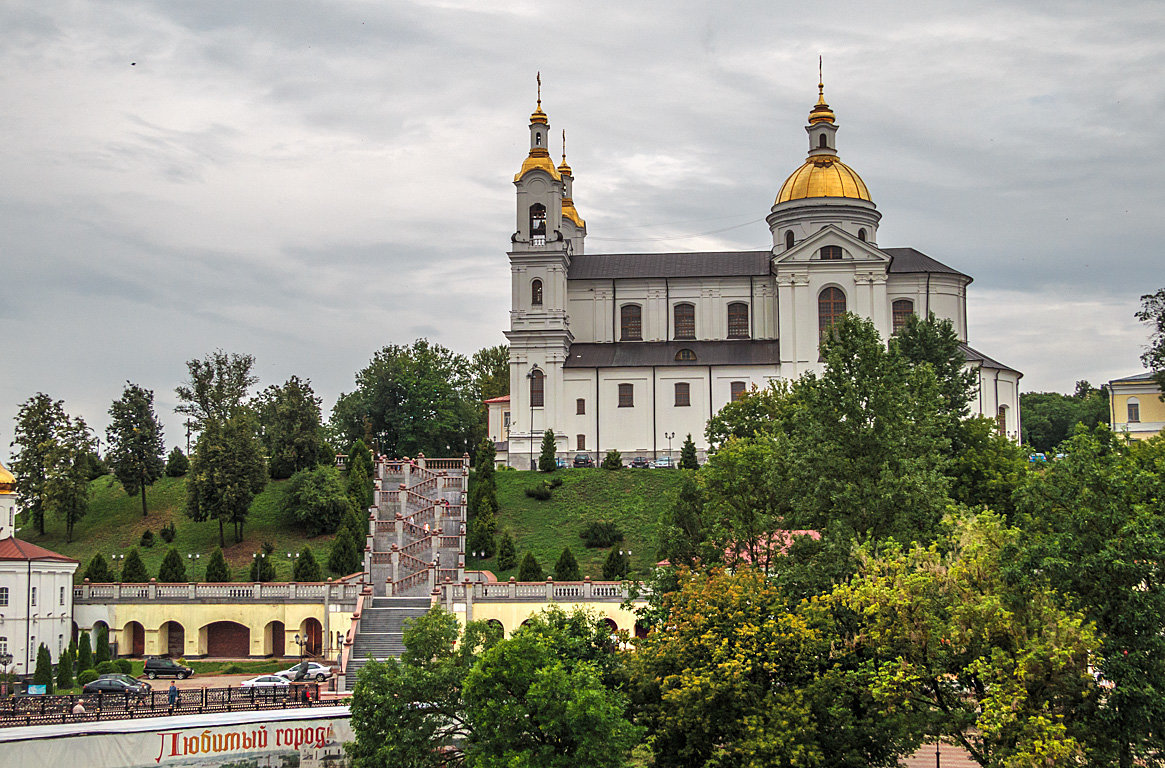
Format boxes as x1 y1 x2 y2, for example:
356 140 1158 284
558 130 585 229
515 72 561 182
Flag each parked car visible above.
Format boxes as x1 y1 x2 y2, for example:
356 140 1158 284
274 661 333 682
555 457 568 469
145 657 194 680
240 675 290 688
652 457 675 469
629 456 651 469
572 453 595 468
83 674 151 696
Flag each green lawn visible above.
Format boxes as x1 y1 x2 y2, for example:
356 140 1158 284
21 475 338 583
467 468 683 580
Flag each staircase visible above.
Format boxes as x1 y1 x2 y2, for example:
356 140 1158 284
343 596 432 690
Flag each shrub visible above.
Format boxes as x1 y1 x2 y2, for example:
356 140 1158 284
84 554 115 583
283 465 351 537
95 625 111 663
548 476 563 489
292 547 322 581
518 552 544 582
603 548 629 580
553 547 581 581
580 521 624 548
679 433 699 469
157 547 188 583
139 529 155 548
467 510 497 558
497 531 517 571
77 669 99 686
538 429 558 472
601 449 623 470
204 548 232 582
56 648 74 690
120 549 149 583
524 484 552 500
96 660 117 674
165 446 189 477
114 659 132 674
159 521 177 543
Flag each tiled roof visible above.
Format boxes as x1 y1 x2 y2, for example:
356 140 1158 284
483 395 511 404
564 340 780 368
959 343 1021 375
0 537 78 563
568 251 772 280
1110 371 1160 384
883 247 970 280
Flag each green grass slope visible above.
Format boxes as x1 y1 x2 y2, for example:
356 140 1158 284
469 468 683 581
20 475 337 583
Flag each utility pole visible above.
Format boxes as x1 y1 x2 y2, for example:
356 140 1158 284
185 419 193 454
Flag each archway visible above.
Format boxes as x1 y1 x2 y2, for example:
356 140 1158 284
300 618 322 656
124 621 145 657
600 617 618 633
203 621 250 658
160 621 185 657
266 621 285 657
485 619 504 638
91 620 110 657
634 621 649 639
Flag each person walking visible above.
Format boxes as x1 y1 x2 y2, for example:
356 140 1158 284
168 681 179 710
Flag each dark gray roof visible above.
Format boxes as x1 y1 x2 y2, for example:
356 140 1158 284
959 343 1021 375
568 251 771 280
1109 371 1160 383
883 247 970 280
564 340 781 368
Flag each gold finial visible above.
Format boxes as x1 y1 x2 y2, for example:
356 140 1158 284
817 55 826 105
537 71 542 108
530 71 548 125
809 56 835 125
562 129 566 162
558 128 573 176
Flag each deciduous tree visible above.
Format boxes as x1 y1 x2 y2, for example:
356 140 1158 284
1136 287 1165 393
253 376 328 479
10 393 67 535
106 382 166 517
282 465 350 536
43 413 93 542
174 350 258 432
186 411 267 546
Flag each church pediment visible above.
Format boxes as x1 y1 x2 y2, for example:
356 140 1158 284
771 225 889 269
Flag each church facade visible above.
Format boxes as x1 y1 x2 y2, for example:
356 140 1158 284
494 83 1021 468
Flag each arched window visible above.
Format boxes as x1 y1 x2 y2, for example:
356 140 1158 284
674 382 690 407
675 348 696 362
529 369 544 408
531 279 543 306
857 228 867 242
892 299 915 335
727 302 749 339
785 230 795 250
1128 397 1141 423
820 245 842 260
996 405 1008 434
620 304 642 341
818 134 827 148
618 383 634 408
530 203 547 246
818 287 846 341
673 303 695 340
730 381 747 402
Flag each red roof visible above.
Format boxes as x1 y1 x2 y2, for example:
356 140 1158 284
0 537 78 563
483 395 511 404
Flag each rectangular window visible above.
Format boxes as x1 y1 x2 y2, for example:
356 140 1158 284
674 382 690 407
0 587 7 607
0 637 7 655
673 303 695 340
727 303 750 339
620 304 643 341
59 586 65 605
731 381 747 402
1128 401 1140 423
30 587 36 607
618 383 634 408
892 299 915 335
503 412 510 429
576 398 586 415
577 434 586 451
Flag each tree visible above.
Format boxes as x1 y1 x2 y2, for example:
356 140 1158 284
1136 287 1165 393
471 344 510 403
947 415 1028 517
327 526 362 576
600 449 622 470
165 446 189 477
891 312 978 442
204 547 231 582
467 507 497 559
345 439 374 513
41 412 93 543
553 547 581 581
332 339 481 457
157 547 187 583
186 411 267 546
84 553 115 583
282 465 351 536
469 437 498 518
77 631 93 672
293 546 322 581
497 531 517 570
120 548 149 582
33 644 54 694
94 625 110 664
518 552 544 581
249 541 276 582
253 375 329 479
174 350 258 432
656 471 708 567
1021 384 1110 452
55 647 74 690
105 382 166 518
601 547 628 580
678 433 699 469
704 379 798 450
538 429 558 472
10 393 67 535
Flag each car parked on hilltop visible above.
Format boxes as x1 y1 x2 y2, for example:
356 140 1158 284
651 457 675 469
572 453 595 468
145 657 193 680
629 456 651 468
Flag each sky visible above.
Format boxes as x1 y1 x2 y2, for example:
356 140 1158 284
2 0 1163 463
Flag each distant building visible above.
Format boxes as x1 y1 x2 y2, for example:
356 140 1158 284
1108 371 1164 440
0 530 79 677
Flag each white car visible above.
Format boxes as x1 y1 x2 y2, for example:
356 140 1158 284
240 674 290 688
275 662 333 682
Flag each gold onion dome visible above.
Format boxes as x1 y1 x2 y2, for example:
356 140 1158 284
0 460 14 493
775 78 871 204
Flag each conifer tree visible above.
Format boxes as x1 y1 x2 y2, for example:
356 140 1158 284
469 438 497 517
56 648 74 690
157 547 187 583
106 382 166 518
554 547 581 581
77 631 93 672
538 429 558 472
679 433 699 470
249 542 276 582
603 547 629 580
204 548 232 582
165 446 189 477
346 439 374 513
601 449 623 470
293 546 322 581
33 644 54 693
84 554 115 583
327 528 362 576
94 625 111 664
120 549 149 583
497 531 517 571
518 552 544 582
468 505 497 558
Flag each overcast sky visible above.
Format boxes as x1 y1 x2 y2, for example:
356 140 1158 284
2 0 1162 463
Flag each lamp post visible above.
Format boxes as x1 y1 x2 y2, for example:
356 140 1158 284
186 553 200 581
0 651 13 697
664 432 675 461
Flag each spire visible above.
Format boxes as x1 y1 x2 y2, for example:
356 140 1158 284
809 56 836 125
530 71 548 125
557 129 573 176
515 74 560 182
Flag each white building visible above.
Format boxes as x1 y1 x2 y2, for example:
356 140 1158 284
495 81 1021 468
0 460 80 676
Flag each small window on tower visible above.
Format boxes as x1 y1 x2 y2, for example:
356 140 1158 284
531 279 543 306
785 231 795 250
530 203 547 246
858 228 867 242
576 398 585 415
820 245 842 260
819 134 827 148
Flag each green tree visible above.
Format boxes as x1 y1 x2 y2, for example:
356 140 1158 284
174 350 258 432
84 553 115 583
497 531 517 571
292 546 322 581
33 644 54 694
345 439 374 513
538 429 558 472
469 437 498 518
10 393 67 535
947 415 1028 517
891 312 978 442
553 547 581 581
157 547 187 583
602 548 628 580
471 344 510 403
120 548 149 582
327 526 362 576
283 465 351 536
253 375 329 479
1021 382 1110 452
42 412 93 542
704 380 798 450
94 625 110 664
332 339 481 457
164 446 189 477
105 382 166 518
186 411 267 546
77 631 93 672
600 449 622 470
655 471 708 567
204 547 231 582
249 542 276 582
1136 287 1165 393
468 507 497 559
678 432 699 469
55 647 74 690
518 552 544 581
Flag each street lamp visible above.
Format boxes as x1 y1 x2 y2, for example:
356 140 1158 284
663 432 675 461
186 553 200 580
0 651 13 697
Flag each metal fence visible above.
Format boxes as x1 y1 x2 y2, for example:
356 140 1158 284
0 683 323 728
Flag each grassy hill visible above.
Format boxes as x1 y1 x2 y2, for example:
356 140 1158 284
467 468 684 580
20 475 337 583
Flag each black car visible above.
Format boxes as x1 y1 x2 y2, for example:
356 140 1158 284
145 657 193 680
83 674 151 696
572 453 595 467
629 456 650 468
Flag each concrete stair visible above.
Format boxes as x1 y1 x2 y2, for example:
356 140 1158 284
344 597 432 690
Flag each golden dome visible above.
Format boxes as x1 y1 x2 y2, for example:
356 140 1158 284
514 147 562 182
776 155 871 204
0 460 14 494
557 158 572 177
530 103 548 125
562 199 585 228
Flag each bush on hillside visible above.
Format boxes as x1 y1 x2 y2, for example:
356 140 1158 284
679 433 699 469
601 450 623 470
139 529 155 548
580 521 624 548
165 446 189 477
292 547 322 581
548 476 563 489
77 669 99 686
283 465 351 537
159 521 177 543
524 484 552 500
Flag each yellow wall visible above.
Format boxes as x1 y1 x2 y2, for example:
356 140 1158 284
1111 383 1165 440
461 600 645 637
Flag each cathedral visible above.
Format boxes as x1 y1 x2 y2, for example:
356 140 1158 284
490 79 1022 468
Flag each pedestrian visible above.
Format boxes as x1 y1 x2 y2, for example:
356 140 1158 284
71 700 86 714
168 681 179 709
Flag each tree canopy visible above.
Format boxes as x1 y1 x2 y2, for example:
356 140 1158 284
106 382 166 517
10 393 68 535
1136 287 1165 394
186 411 267 546
1020 380 1110 453
253 375 329 479
174 350 259 432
